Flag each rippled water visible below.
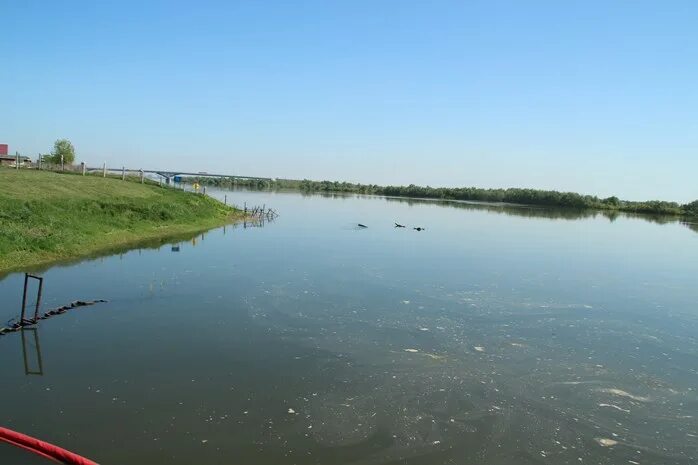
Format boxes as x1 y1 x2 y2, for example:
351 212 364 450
1 190 697 464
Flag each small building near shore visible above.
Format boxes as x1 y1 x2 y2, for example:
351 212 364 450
0 144 32 166
0 154 32 168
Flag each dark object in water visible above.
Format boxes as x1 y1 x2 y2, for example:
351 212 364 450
0 299 108 336
358 224 368 228
394 223 406 228
413 227 425 231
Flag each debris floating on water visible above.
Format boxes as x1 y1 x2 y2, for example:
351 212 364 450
598 388 650 402
474 346 485 352
404 349 419 353
595 438 619 447
287 408 296 414
599 403 631 413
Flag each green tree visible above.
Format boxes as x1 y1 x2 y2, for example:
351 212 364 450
603 196 620 207
684 200 698 216
50 139 76 165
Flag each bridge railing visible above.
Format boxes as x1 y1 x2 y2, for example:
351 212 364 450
25 163 272 194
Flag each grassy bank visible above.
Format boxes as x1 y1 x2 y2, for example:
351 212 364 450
0 169 241 273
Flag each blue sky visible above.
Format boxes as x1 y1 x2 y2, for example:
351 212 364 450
2 1 696 201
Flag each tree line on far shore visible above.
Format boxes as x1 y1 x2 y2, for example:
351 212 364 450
185 177 698 218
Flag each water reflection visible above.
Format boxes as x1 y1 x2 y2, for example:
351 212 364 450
382 194 697 230
1 189 696 465
0 231 210 281
682 220 698 233
225 187 697 233
0 215 276 281
21 328 43 376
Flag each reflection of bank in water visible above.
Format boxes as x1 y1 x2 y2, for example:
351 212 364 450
166 214 277 253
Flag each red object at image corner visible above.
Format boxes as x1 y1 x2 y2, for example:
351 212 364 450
0 427 99 465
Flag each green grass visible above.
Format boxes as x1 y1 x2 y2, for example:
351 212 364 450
0 169 242 273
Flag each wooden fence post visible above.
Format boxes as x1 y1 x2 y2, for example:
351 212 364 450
20 274 29 322
33 276 44 321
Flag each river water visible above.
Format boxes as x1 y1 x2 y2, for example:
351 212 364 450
1 189 697 465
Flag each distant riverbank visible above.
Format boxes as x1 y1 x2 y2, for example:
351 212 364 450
0 169 242 274
188 177 698 219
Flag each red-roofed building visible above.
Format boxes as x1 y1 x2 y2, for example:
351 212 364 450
0 144 8 156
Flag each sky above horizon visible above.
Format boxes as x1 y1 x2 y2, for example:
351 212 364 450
1 1 697 202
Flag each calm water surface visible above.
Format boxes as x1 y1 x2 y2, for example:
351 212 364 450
1 190 697 465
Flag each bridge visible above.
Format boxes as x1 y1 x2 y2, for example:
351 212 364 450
87 166 272 183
